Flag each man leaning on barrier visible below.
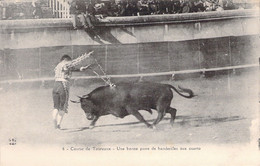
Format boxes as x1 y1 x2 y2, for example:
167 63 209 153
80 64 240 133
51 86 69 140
52 51 94 129
69 0 88 29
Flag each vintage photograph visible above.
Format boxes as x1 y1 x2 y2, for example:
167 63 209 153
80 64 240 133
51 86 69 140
0 0 259 165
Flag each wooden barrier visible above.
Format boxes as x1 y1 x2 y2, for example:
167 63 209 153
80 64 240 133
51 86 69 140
0 35 259 82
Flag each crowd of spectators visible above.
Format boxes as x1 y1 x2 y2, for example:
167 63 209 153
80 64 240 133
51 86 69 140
0 0 258 20
70 0 258 36
72 0 258 18
0 0 52 20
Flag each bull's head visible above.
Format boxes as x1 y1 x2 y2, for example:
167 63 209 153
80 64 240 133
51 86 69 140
80 97 96 120
71 95 96 120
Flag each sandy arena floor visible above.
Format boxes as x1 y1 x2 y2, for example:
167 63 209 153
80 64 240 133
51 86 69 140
0 69 258 146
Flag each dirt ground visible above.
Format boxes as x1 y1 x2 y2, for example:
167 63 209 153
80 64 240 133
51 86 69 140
0 69 258 146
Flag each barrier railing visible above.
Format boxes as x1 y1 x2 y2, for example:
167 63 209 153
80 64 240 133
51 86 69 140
0 63 258 84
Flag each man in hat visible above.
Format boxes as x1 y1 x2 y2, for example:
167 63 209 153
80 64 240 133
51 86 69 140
52 51 94 129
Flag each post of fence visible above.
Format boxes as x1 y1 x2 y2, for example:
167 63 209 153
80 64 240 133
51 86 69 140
198 39 204 77
137 43 140 74
39 47 42 78
105 45 108 73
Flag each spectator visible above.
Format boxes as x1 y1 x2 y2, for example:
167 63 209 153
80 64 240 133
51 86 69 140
69 0 88 29
216 0 224 11
191 0 206 12
165 0 174 14
87 0 96 16
126 0 138 16
223 0 236 10
204 0 223 11
204 0 215 11
76 0 88 28
158 0 166 14
32 1 43 19
118 0 127 16
86 0 96 28
102 0 117 16
69 0 78 29
148 0 158 14
173 0 182 13
181 0 191 13
109 1 121 16
94 2 105 16
137 0 150 15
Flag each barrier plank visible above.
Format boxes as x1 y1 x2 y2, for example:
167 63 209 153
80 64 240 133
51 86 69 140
40 46 72 77
169 40 200 71
139 42 169 73
106 44 138 75
0 35 259 82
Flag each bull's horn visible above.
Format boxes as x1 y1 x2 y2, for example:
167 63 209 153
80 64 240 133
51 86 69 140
82 94 89 98
70 100 80 103
77 95 89 99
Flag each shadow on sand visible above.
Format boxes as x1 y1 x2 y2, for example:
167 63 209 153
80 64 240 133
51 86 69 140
62 115 244 133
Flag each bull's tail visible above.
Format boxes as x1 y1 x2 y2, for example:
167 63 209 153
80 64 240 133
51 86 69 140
168 85 194 98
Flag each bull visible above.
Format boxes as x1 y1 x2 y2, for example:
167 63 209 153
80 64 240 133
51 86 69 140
72 82 194 129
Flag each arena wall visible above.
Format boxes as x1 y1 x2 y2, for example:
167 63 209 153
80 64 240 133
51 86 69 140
0 9 259 82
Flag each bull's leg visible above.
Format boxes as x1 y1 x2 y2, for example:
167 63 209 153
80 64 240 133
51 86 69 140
166 107 177 126
126 106 153 128
89 116 99 129
153 111 165 126
153 100 168 126
132 112 153 128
